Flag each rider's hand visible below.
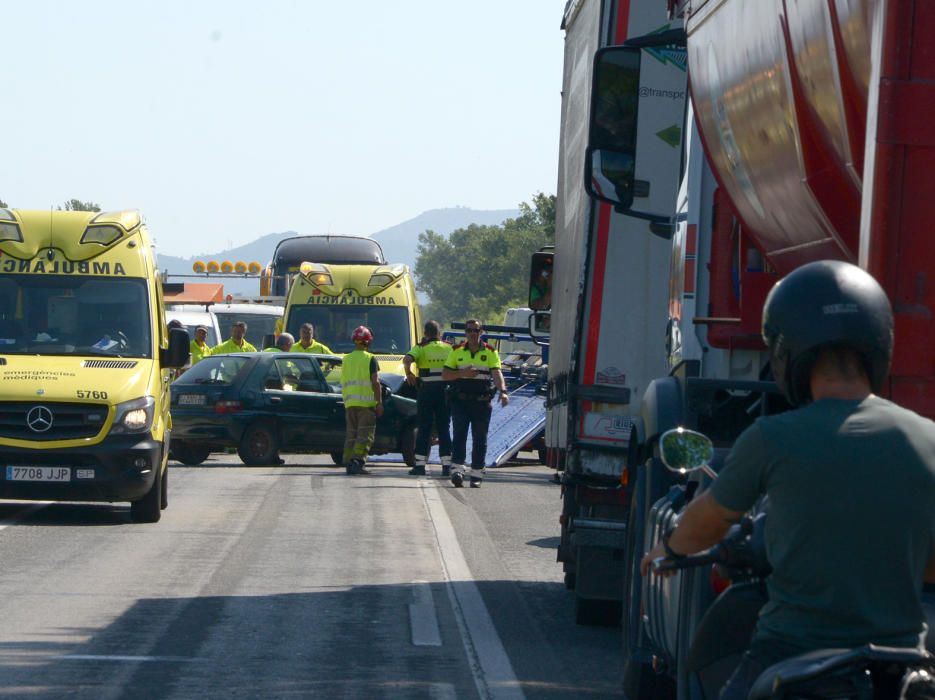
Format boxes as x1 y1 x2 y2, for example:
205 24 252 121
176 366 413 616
640 541 677 578
405 373 418 387
375 404 384 418
462 368 479 378
499 392 509 406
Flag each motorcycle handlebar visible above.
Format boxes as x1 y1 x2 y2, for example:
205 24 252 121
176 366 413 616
652 545 727 573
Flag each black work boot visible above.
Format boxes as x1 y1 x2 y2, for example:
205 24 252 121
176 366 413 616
469 477 482 488
441 465 451 477
348 458 370 475
408 465 426 476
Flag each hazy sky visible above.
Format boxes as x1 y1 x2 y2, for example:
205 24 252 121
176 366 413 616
2 2 566 257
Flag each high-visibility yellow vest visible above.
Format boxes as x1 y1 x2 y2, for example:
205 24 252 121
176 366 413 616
342 350 377 408
405 340 451 383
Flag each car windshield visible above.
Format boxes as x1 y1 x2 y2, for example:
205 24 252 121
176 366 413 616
176 355 252 385
213 311 281 350
0 275 152 357
286 305 410 354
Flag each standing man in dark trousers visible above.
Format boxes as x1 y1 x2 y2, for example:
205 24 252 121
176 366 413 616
442 320 509 488
404 320 452 477
341 326 383 475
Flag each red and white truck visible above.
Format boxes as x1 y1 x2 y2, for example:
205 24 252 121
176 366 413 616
541 0 935 692
544 0 935 631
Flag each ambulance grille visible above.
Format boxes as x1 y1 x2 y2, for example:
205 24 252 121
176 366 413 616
0 402 108 441
82 360 138 369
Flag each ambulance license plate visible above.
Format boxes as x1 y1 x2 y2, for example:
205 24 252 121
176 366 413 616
6 466 71 482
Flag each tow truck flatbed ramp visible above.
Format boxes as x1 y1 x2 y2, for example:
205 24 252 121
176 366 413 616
369 383 545 467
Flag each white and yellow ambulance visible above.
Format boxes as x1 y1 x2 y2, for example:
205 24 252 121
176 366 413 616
0 209 188 522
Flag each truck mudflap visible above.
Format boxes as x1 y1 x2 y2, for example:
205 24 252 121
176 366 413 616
370 383 546 467
0 435 163 502
570 516 628 549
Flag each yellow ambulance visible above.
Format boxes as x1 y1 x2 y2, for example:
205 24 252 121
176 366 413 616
282 260 422 374
0 209 188 522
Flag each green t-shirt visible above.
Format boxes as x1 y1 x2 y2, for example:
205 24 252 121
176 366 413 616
711 396 935 651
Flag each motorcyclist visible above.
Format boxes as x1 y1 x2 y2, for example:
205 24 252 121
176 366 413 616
640 260 935 699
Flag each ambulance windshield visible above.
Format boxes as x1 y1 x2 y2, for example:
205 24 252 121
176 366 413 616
0 275 152 358
286 305 410 355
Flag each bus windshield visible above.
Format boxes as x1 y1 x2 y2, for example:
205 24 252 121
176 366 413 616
287 305 411 354
0 275 152 357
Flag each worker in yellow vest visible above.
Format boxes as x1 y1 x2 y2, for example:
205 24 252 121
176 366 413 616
341 325 384 475
190 326 213 364
442 319 509 488
404 320 452 476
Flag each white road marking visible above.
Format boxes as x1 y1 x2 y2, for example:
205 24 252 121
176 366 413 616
420 481 525 700
428 683 458 699
58 654 199 663
410 580 443 646
0 501 52 531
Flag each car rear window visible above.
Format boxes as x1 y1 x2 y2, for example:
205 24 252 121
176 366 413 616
176 356 251 385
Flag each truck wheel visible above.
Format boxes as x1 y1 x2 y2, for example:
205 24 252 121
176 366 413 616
131 468 163 523
574 594 622 627
399 423 416 467
238 423 280 466
330 451 345 467
622 658 675 700
171 440 211 466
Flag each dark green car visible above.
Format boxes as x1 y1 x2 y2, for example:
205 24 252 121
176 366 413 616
169 352 416 467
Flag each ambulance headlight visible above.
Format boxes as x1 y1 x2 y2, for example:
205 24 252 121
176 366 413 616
81 225 123 246
111 396 156 434
0 222 23 243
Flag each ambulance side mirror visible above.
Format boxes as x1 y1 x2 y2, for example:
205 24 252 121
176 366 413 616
162 327 190 368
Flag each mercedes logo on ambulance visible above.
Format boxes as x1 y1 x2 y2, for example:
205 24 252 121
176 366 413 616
26 406 54 433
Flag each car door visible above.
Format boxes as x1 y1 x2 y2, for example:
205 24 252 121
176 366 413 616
267 356 343 450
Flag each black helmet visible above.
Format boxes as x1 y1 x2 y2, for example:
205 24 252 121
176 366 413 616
761 260 893 406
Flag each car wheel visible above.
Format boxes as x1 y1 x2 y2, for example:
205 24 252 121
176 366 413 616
238 422 281 466
171 440 211 466
399 423 416 467
131 467 163 523
330 451 345 467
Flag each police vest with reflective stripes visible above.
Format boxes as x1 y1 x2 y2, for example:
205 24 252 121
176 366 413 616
446 343 499 397
342 350 376 407
412 340 451 383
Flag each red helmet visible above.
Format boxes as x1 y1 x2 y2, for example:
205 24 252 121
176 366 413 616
351 325 373 344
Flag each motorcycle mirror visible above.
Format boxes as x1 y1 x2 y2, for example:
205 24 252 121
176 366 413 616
659 428 714 474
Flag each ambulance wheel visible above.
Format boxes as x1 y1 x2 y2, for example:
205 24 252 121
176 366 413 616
330 451 344 467
171 440 211 466
238 422 280 466
400 424 417 468
131 468 163 523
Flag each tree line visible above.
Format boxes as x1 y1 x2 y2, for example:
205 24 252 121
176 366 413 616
414 192 555 329
0 199 101 211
